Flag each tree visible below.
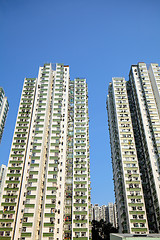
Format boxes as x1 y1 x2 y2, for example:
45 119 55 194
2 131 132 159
92 220 118 240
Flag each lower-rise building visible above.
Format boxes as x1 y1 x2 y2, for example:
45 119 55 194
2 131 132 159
92 203 117 227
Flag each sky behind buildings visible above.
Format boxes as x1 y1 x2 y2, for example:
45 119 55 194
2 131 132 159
0 0 160 205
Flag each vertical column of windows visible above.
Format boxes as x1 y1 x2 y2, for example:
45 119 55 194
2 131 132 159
42 64 68 240
0 78 36 239
107 83 123 232
41 66 62 239
72 79 90 240
63 81 74 240
20 65 52 240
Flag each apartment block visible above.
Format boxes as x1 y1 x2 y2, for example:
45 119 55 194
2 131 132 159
107 77 149 234
0 87 9 142
106 203 117 228
0 63 91 240
128 63 160 232
107 62 160 234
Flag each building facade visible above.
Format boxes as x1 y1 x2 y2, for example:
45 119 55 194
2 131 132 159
128 63 160 232
106 203 117 228
107 62 160 234
107 77 149 234
0 63 91 240
101 205 108 223
0 164 7 203
0 87 9 142
92 204 101 222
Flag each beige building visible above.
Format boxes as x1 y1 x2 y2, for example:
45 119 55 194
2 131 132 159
107 62 160 234
0 63 91 240
106 202 117 228
107 77 149 234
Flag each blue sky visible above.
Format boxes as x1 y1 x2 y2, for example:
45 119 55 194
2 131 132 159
0 0 160 205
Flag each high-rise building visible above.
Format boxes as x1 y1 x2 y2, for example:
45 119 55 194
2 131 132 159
106 203 117 228
101 205 107 223
107 77 149 234
93 204 100 221
0 87 9 142
0 63 91 240
0 164 7 202
107 62 160 234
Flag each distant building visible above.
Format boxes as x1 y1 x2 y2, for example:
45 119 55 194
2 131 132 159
106 202 117 228
93 204 101 221
101 205 107 222
0 164 7 202
0 87 9 142
92 203 117 227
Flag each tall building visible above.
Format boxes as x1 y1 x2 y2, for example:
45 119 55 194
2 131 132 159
0 87 9 142
128 63 160 232
0 164 7 202
107 62 160 234
101 205 107 223
106 203 117 228
0 63 91 240
107 77 149 234
93 204 100 221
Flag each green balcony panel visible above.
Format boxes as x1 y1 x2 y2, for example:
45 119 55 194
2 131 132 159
46 195 56 199
21 233 32 237
0 219 14 222
26 195 36 199
0 237 11 240
43 233 54 237
22 222 33 227
1 203 16 206
23 213 34 217
44 213 55 217
131 228 147 232
24 204 35 208
0 227 12 231
44 223 54 227
45 204 56 208
73 211 87 215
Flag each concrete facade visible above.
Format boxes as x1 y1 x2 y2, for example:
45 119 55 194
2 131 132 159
0 63 91 240
107 77 149 234
107 62 160 234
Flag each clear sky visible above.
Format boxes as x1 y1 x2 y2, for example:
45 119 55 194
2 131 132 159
0 0 160 206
